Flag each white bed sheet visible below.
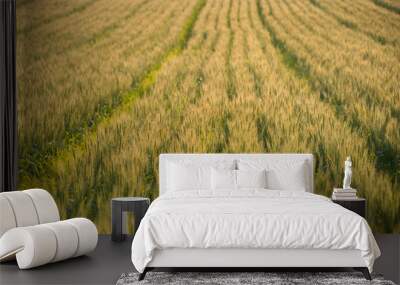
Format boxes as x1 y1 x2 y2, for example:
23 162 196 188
131 190 380 273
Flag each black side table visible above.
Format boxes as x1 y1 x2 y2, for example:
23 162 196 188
111 197 150 242
332 198 366 218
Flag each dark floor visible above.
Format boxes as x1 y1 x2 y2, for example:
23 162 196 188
0 234 399 285
0 235 134 285
375 234 400 284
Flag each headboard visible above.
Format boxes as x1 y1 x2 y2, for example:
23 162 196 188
159 153 314 195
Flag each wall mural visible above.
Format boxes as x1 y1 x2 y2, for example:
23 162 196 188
17 0 400 233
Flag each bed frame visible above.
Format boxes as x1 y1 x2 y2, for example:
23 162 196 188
139 154 371 280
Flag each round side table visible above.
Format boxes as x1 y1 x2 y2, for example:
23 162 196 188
111 197 150 242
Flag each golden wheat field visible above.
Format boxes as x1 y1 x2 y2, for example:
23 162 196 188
17 0 400 233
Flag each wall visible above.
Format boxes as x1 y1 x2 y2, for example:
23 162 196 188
16 0 400 233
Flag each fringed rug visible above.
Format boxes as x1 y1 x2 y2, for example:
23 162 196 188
116 271 395 285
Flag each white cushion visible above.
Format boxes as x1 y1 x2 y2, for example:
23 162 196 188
42 221 79 262
0 189 60 233
0 189 98 269
265 163 307 191
65 218 98 257
238 160 307 191
0 226 57 269
23 189 60 224
0 218 97 269
167 162 211 191
237 169 267 189
0 196 16 237
0 191 39 227
211 168 237 190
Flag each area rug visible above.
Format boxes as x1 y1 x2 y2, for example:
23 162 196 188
116 271 396 285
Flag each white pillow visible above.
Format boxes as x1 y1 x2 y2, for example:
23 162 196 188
167 162 211 191
238 160 308 191
265 164 307 191
211 168 236 190
236 169 267 189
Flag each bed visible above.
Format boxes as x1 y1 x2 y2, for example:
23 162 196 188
131 154 380 280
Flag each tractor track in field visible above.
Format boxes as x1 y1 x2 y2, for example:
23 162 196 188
309 0 390 45
372 0 400 15
19 0 207 185
256 0 400 183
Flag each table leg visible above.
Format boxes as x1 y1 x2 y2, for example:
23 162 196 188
111 202 124 242
133 202 149 235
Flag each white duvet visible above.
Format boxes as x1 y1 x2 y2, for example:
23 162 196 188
131 190 380 273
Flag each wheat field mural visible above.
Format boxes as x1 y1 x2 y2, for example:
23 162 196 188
17 0 400 233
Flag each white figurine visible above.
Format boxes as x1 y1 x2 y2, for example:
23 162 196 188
343 156 352 190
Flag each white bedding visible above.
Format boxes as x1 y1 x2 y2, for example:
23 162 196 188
131 190 380 273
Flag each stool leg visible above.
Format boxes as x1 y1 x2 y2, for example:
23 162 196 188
111 202 123 242
132 202 149 235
